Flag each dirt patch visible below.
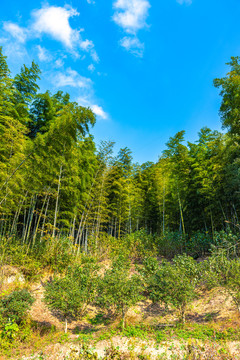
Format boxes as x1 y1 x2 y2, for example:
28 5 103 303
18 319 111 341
30 282 63 330
192 288 237 322
0 265 25 286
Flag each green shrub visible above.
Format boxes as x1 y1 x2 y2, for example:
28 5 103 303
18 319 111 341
155 231 187 258
187 231 212 257
139 256 159 280
1 319 19 340
123 230 158 258
123 324 149 339
44 258 100 333
200 249 240 310
0 239 42 281
0 289 34 324
144 255 199 323
199 250 229 289
223 258 240 312
37 236 77 272
212 231 240 257
97 255 143 331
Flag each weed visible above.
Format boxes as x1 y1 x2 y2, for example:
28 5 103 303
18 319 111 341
123 325 150 340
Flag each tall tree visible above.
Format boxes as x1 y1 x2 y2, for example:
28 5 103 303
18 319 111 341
13 61 41 128
214 57 240 141
162 131 189 234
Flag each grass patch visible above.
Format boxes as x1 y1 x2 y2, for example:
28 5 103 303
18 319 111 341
88 313 111 326
0 319 64 359
123 324 151 340
155 323 240 343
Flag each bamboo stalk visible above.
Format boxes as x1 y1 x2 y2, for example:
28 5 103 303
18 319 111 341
40 196 50 242
52 165 63 239
32 190 49 249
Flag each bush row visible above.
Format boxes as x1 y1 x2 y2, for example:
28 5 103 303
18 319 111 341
2 249 240 336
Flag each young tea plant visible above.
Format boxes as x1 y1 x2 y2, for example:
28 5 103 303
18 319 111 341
97 255 143 331
44 258 100 333
144 254 199 323
0 289 35 324
224 258 240 313
202 250 240 312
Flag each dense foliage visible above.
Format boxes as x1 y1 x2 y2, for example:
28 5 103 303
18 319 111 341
0 289 34 324
97 255 143 330
44 259 99 332
1 47 240 252
142 255 199 323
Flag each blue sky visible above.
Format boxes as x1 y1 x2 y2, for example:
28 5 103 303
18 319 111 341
0 0 240 164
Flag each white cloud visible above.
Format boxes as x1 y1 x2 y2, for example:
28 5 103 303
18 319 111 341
55 58 65 68
91 49 100 63
88 64 95 72
77 97 108 120
91 105 108 120
0 32 28 61
112 0 150 57
79 40 99 62
53 71 108 120
120 36 144 57
90 105 108 120
177 0 192 4
2 5 99 62
3 22 27 43
80 39 94 50
32 5 80 48
31 5 99 60
86 0 95 4
1 41 28 60
54 68 92 88
36 45 52 62
113 0 150 34
77 96 91 107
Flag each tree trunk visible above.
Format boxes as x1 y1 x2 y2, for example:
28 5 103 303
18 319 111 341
64 317 68 334
85 227 88 253
23 195 35 244
210 210 214 240
75 212 84 247
178 191 185 236
121 306 127 331
162 183 165 235
32 190 49 248
118 215 121 239
128 201 132 234
26 195 37 247
114 218 117 238
70 215 76 242
53 165 62 238
180 305 186 324
95 175 105 242
40 195 50 242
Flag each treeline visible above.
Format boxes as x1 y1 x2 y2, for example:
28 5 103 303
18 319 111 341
1 47 240 252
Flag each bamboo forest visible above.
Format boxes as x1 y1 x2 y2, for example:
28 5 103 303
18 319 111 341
2 46 240 359
2 49 240 248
